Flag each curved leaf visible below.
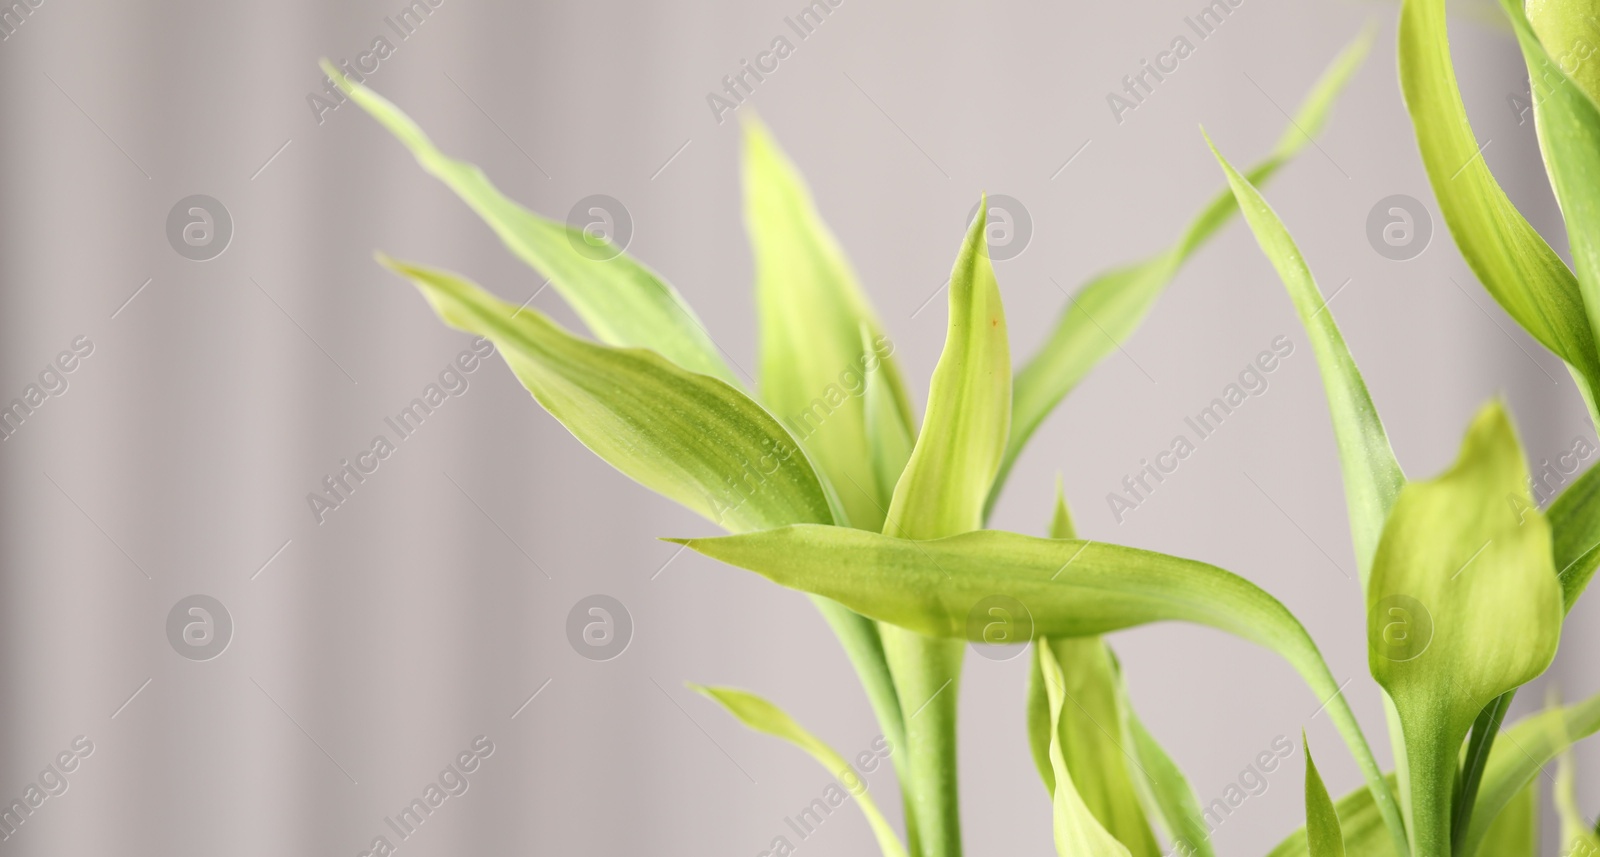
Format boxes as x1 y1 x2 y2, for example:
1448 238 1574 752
990 27 1373 516
1398 0 1600 412
744 117 914 531
1462 690 1600 856
1549 462 1600 611
1208 138 1404 586
1122 695 1215 857
327 64 737 386
382 258 832 530
1369 403 1563 857
691 685 908 857
1038 641 1134 857
669 523 1399 839
1475 780 1537 857
1267 776 1401 857
1303 735 1347 857
878 199 1010 857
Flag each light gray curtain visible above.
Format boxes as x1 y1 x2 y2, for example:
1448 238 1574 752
0 0 1590 854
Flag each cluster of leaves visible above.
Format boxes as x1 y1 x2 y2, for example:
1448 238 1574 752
325 0 1600 852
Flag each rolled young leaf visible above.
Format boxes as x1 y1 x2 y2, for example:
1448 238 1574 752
668 523 1399 841
877 198 1012 857
744 117 915 531
1207 137 1404 586
990 26 1373 517
1303 734 1347 857
1025 485 1165 856
327 64 738 386
1038 641 1134 857
1368 403 1563 857
691 685 908 857
1398 0 1600 419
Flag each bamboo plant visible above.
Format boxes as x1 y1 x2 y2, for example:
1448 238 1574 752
322 0 1600 852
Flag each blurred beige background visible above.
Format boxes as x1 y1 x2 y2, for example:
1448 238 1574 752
0 0 1593 854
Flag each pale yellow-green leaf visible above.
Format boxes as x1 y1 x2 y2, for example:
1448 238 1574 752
864 325 915 510
691 685 908 857
1461 690 1600 856
1368 402 1563 857
990 27 1372 516
1038 641 1134 857
326 63 737 386
1475 779 1537 857
877 199 1010 857
382 258 833 531
1303 735 1346 857
1398 0 1600 415
669 524 1399 839
1553 692 1600 857
1207 137 1404 586
1121 692 1215 857
1527 0 1600 106
1266 776 1401 857
743 117 914 531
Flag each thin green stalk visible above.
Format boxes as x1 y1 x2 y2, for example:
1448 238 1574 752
882 627 964 857
1453 692 1513 854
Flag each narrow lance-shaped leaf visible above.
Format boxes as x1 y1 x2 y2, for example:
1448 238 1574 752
1397 0 1600 419
1038 641 1134 857
877 198 1012 857
1368 403 1563 857
1503 0 1600 434
690 685 908 857
1303 734 1347 857
668 523 1401 842
1207 136 1404 586
1266 776 1402 857
1461 689 1600 856
383 258 912 778
1548 461 1600 611
327 64 737 386
743 117 915 531
989 26 1373 517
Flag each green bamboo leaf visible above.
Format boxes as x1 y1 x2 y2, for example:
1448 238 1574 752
1026 483 1079 791
326 64 737 386
885 197 1010 540
1368 402 1563 857
1475 780 1537 857
382 258 832 530
877 198 1011 857
1550 462 1600 612
1398 0 1600 414
1037 638 1162 857
380 262 913 801
744 118 914 532
1502 0 1600 430
667 523 1400 842
1207 137 1404 585
1303 734 1347 857
1461 690 1600 856
691 685 908 857
1266 776 1401 857
1527 0 1600 104
1120 695 1215 857
1555 714 1600 856
1037 641 1134 857
989 26 1372 516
